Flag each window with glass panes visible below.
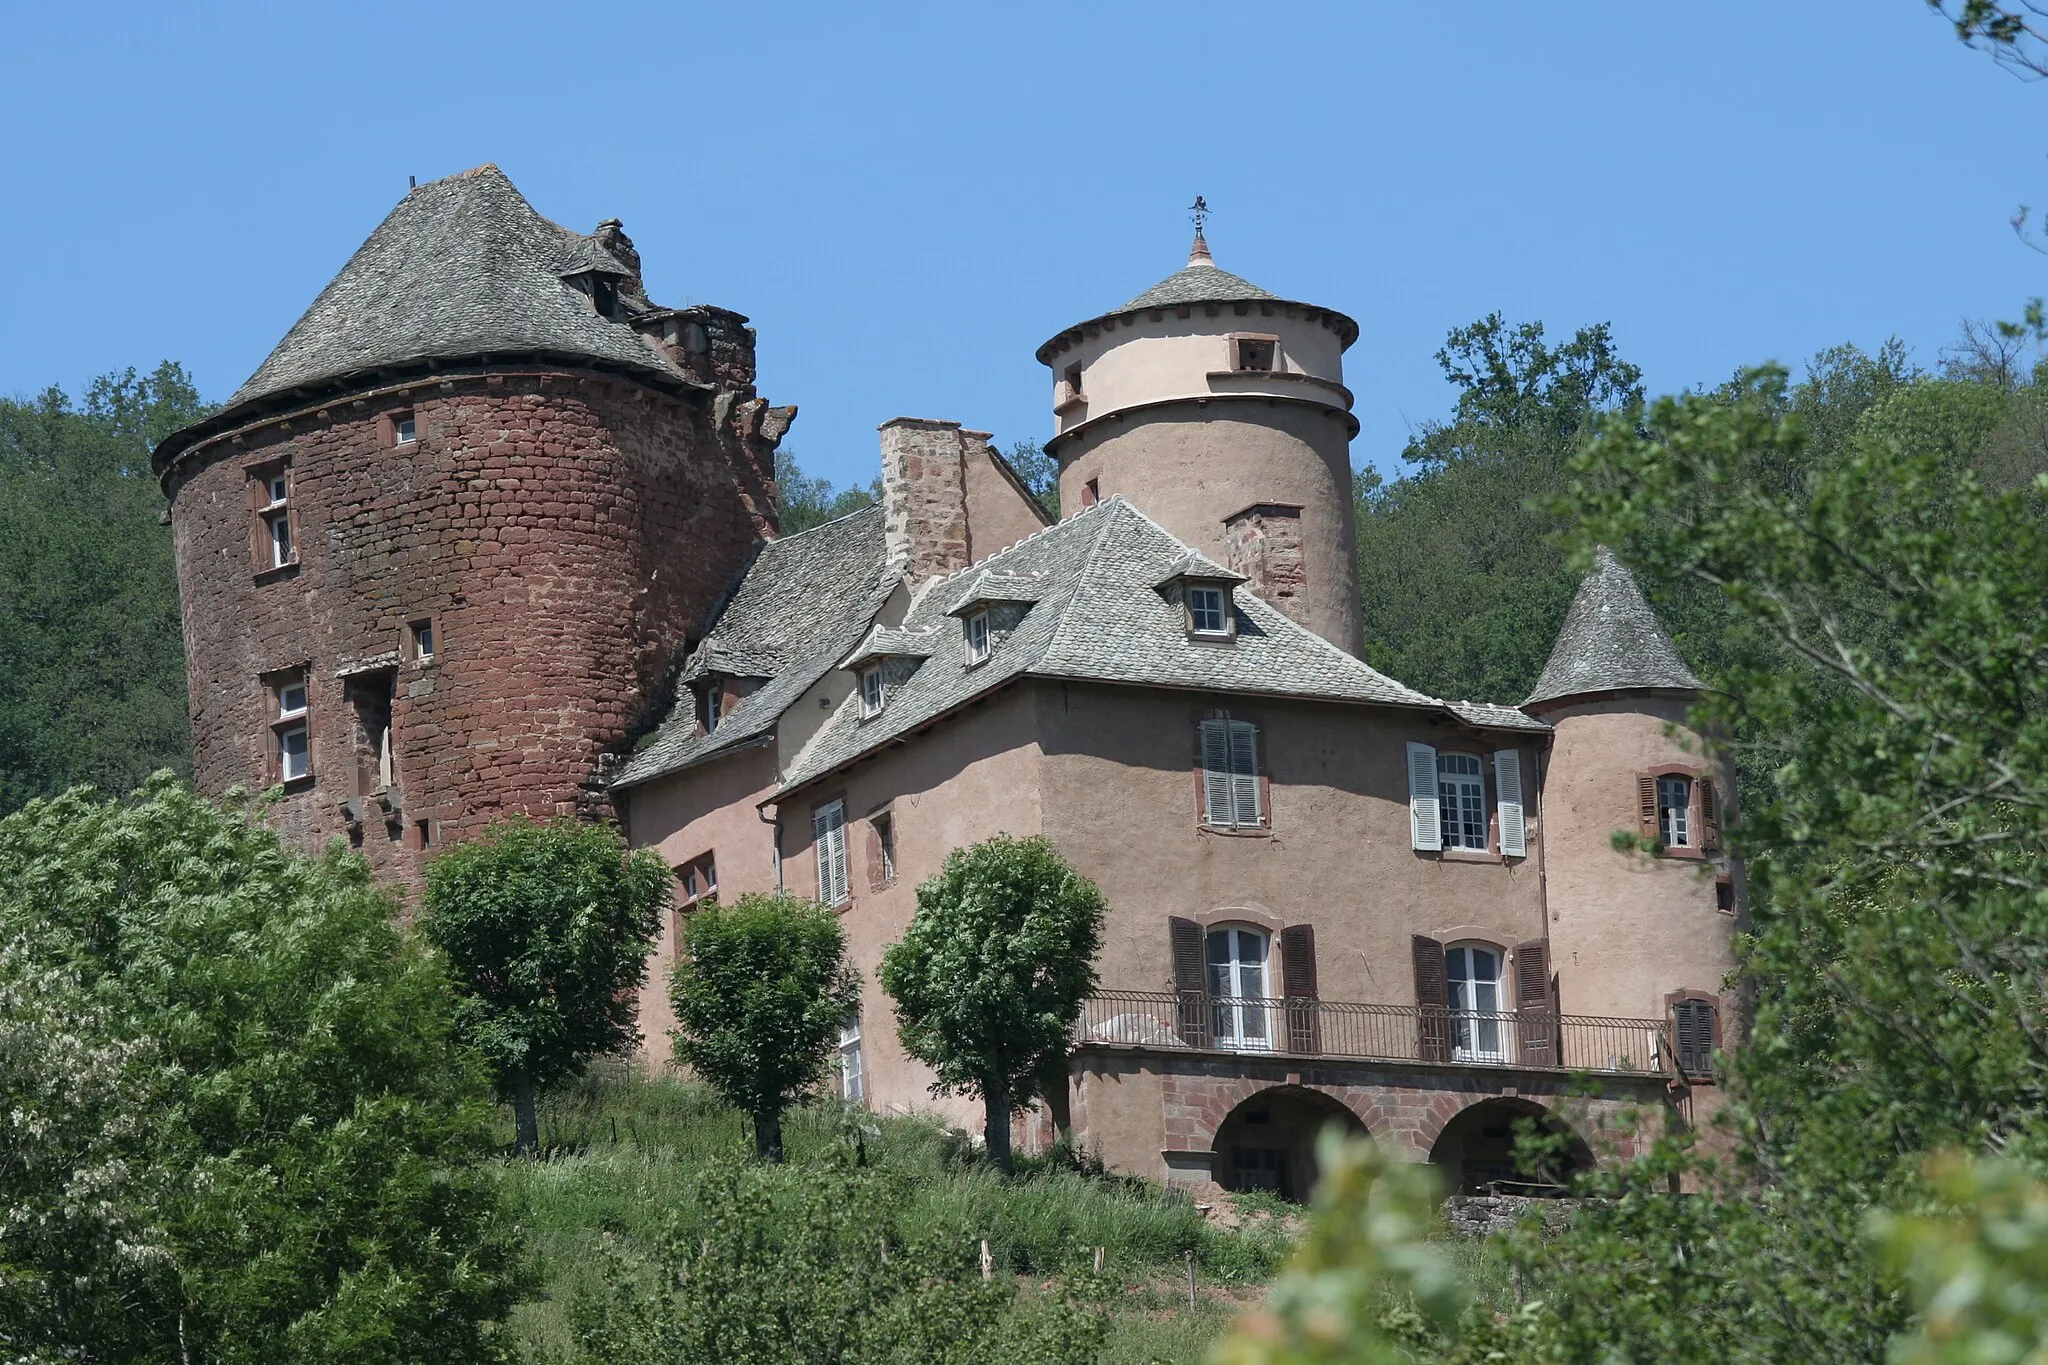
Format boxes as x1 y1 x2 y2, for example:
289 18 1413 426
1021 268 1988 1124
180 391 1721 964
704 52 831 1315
1206 926 1272 1049
1658 774 1693 847
1437 753 1487 850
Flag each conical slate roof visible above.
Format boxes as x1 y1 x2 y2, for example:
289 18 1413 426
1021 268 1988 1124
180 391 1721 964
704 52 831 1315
1524 547 1701 707
226 164 686 411
1119 233 1281 311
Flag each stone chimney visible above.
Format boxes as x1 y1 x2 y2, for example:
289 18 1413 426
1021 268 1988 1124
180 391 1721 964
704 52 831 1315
591 218 643 283
879 418 981 584
1223 502 1309 626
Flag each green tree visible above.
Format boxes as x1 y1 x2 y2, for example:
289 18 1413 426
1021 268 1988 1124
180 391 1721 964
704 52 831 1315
422 816 669 1155
775 448 880 534
0 776 524 1364
0 363 208 813
878 835 1105 1171
568 1157 1107 1365
669 892 861 1161
1003 438 1060 518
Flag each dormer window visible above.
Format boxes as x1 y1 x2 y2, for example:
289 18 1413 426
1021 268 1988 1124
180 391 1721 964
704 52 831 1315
1189 586 1229 636
964 610 991 666
860 666 886 718
591 275 619 320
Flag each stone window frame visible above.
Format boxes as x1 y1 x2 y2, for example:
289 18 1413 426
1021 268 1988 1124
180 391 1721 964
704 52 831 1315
1192 706 1271 836
407 617 437 666
864 806 897 893
387 409 418 447
263 666 314 788
1227 332 1281 373
1665 989 1723 1081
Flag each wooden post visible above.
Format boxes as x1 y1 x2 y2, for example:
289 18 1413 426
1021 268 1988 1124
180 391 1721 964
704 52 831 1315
980 1239 992 1282
1093 1245 1105 1274
1185 1249 1196 1311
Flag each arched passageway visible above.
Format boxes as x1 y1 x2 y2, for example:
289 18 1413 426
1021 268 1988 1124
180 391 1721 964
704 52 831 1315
1211 1086 1367 1202
1427 1097 1595 1195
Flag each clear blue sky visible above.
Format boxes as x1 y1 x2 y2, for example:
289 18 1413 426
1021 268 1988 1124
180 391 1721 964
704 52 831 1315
3 2 2041 489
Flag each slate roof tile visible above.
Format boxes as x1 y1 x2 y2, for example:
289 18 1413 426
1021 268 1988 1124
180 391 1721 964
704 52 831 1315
1524 546 1702 706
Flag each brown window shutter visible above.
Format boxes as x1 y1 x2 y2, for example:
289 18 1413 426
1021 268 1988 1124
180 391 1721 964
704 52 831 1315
1673 999 1717 1077
1513 938 1557 1066
1280 924 1320 1054
1411 934 1450 1063
1169 917 1209 1049
1698 776 1722 852
1637 774 1659 842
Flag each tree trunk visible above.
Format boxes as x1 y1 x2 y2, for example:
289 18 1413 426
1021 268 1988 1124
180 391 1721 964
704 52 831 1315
984 1085 1012 1172
513 1070 539 1158
754 1107 785 1163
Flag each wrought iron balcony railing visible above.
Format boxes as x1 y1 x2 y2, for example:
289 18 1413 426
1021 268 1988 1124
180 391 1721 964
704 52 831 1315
1075 990 1679 1077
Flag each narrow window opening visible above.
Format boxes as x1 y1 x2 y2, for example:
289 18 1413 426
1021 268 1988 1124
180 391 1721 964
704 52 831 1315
591 276 619 319
414 819 432 849
814 799 850 906
964 611 991 666
1063 363 1084 398
1235 338 1275 372
860 666 885 718
347 670 396 802
1658 774 1693 848
874 813 895 883
408 619 434 663
392 411 417 445
1082 478 1100 507
270 672 311 785
1715 876 1736 914
838 1013 866 1105
266 474 288 506
675 853 718 910
700 680 723 735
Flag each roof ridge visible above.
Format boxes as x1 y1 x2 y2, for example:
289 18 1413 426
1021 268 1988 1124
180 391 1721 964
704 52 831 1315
1037 500 1154 670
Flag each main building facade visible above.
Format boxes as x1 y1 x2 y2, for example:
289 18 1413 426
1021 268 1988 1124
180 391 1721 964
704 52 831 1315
161 168 1744 1197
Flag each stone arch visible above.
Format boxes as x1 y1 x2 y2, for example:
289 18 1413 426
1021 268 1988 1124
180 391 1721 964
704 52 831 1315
1426 1096 1595 1195
1211 1084 1368 1202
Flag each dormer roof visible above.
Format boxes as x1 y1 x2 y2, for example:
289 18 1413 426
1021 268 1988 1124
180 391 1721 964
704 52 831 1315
1524 546 1702 708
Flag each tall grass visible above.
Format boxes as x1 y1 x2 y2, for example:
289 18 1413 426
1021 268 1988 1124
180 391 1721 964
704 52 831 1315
493 1065 1294 1362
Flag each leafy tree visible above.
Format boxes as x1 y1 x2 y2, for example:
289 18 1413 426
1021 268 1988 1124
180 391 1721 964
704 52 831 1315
1003 437 1060 518
567 1157 1108 1364
0 776 525 1364
422 816 669 1155
775 448 880 533
669 892 861 1161
0 363 207 813
878 835 1105 1171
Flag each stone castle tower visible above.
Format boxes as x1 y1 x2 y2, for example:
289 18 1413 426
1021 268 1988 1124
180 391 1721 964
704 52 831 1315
1524 548 1743 1040
1036 231 1365 654
151 165 793 887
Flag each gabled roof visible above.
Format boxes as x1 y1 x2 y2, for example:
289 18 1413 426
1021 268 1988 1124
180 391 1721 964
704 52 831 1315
611 505 892 789
228 165 688 413
1524 546 1702 707
775 499 1544 797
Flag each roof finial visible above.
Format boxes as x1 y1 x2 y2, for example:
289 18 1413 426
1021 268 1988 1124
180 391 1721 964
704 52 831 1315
1187 195 1213 266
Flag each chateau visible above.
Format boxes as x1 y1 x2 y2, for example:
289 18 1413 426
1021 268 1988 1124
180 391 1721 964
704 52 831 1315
156 167 1744 1197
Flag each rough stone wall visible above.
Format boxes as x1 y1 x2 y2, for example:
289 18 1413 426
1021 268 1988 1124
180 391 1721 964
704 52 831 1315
1223 503 1308 626
878 417 973 583
166 366 782 897
1439 1194 1576 1239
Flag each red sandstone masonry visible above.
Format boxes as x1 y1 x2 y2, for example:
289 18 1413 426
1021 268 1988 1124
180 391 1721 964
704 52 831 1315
166 367 781 897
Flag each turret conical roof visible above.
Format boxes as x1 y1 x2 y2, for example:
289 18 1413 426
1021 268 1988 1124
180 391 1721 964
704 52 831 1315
1524 546 1701 707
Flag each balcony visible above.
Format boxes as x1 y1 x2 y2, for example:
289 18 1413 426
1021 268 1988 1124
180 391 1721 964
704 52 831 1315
1075 990 1681 1078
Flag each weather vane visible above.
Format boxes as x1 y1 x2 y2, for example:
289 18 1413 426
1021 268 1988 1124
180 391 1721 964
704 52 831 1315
1188 195 1209 234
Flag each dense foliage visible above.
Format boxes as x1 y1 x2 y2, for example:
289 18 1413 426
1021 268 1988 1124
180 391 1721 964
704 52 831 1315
0 777 525 1364
421 817 669 1154
567 1155 1110 1365
880 835 1106 1170
0 365 203 814
669 891 861 1160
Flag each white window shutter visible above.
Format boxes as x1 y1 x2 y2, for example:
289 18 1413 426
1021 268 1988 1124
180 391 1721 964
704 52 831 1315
1406 742 1441 851
1229 721 1261 826
814 802 848 904
1494 748 1526 857
1200 720 1234 826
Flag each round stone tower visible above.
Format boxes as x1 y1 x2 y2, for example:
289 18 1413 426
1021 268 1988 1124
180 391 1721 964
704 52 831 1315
1036 231 1364 654
1523 548 1744 1067
152 165 792 891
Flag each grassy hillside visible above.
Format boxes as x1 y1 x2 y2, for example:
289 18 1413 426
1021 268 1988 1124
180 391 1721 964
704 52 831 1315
494 1067 1298 1363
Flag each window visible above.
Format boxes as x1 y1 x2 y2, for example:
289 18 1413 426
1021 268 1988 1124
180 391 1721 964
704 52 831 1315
1199 717 1262 829
392 412 417 445
1233 336 1276 372
814 799 850 905
700 680 722 735
675 853 718 909
409 619 434 662
271 673 311 784
1673 998 1717 1077
414 819 432 849
838 1012 866 1105
267 512 294 568
266 474 288 505
964 611 991 666
1437 753 1487 850
591 275 619 319
1206 927 1271 1049
1188 586 1229 636
1658 774 1693 848
1446 944 1505 1062
252 466 297 572
1715 875 1736 915
1063 363 1084 399
872 812 896 885
1082 478 1100 507
860 666 885 718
